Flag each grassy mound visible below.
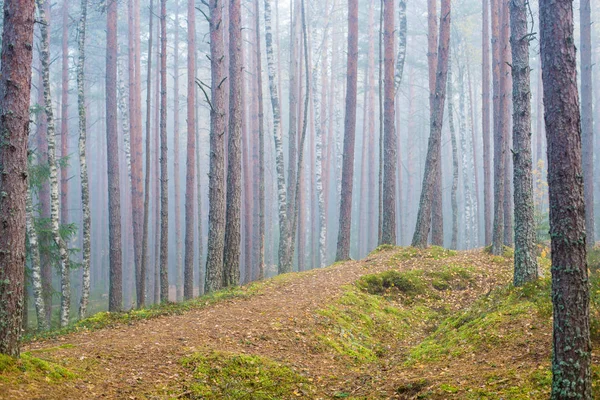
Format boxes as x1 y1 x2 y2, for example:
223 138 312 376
0 352 75 384
180 351 315 399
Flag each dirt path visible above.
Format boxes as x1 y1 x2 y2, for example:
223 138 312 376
4 249 416 399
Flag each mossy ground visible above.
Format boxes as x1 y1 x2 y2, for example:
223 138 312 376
5 246 600 399
180 351 315 399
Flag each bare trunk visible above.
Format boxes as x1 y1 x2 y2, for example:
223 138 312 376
77 0 91 318
335 0 359 261
255 0 266 279
540 0 592 396
205 0 227 292
448 51 458 250
0 0 35 355
411 0 451 248
106 0 123 312
183 0 195 300
581 0 594 247
482 0 492 245
381 0 396 245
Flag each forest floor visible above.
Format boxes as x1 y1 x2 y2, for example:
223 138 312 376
2 246 600 399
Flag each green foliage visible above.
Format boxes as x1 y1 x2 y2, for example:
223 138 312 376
180 351 314 399
370 244 398 254
356 270 427 298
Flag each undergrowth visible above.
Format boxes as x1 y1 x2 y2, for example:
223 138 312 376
180 351 315 399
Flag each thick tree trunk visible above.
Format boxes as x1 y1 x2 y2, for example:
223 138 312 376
501 2 513 248
77 0 91 318
482 0 492 245
223 0 242 287
411 0 451 248
540 0 592 396
183 0 195 300
335 0 359 261
38 0 73 326
381 0 396 245
159 0 169 302
510 0 537 285
0 0 35 355
106 0 123 312
205 0 227 292
581 0 594 248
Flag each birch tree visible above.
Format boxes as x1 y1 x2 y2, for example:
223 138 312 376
77 0 91 318
37 0 73 327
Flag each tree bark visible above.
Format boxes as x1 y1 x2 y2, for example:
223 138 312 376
60 0 70 232
411 0 451 248
264 0 288 274
510 0 537 285
223 0 242 287
26 186 47 331
501 1 513 248
106 0 123 312
491 0 505 255
255 0 266 279
581 0 594 248
77 0 91 318
173 0 183 301
335 0 359 261
184 0 196 300
448 51 458 250
482 0 492 245
205 0 227 292
141 0 154 306
38 0 73 325
381 0 396 245
0 0 35 355
159 0 169 302
540 0 592 396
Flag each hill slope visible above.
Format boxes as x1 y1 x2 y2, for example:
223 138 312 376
1 247 599 399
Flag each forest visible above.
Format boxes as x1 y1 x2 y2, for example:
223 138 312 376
0 0 598 398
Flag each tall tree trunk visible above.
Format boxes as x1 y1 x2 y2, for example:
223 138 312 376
205 0 227 292
377 0 384 245
106 0 123 312
264 0 288 275
510 0 537 285
128 0 144 309
159 0 169 302
173 1 183 301
60 0 70 232
367 0 377 251
411 0 451 248
38 0 73 326
335 0 359 261
501 1 513 248
255 0 266 279
381 0 396 245
78 0 91 318
0 0 35 356
466 63 481 245
448 51 458 250
490 0 505 255
482 0 492 245
184 0 196 300
153 22 161 304
428 0 444 247
223 0 243 287
581 0 594 248
141 0 154 306
540 0 592 396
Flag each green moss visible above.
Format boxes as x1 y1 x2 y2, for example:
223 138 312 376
406 278 551 365
180 351 314 399
588 247 600 272
370 244 398 254
356 270 427 298
0 353 74 382
424 246 458 259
